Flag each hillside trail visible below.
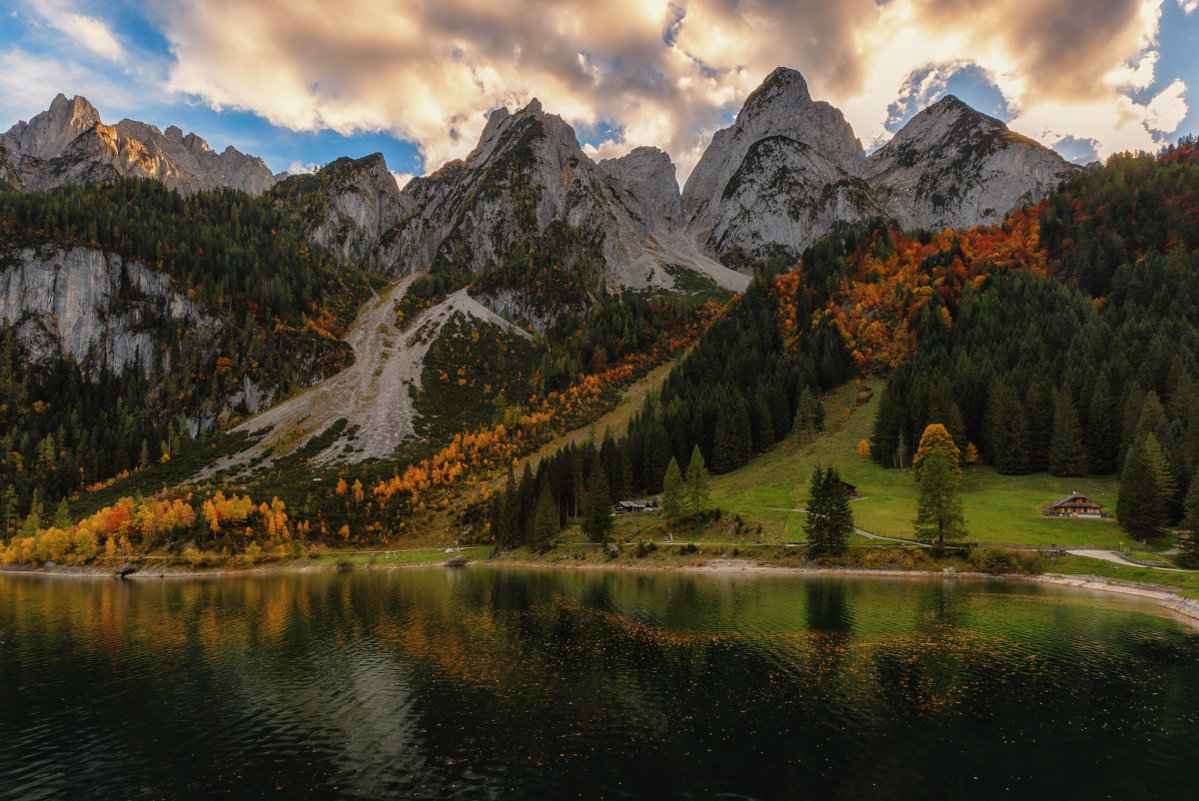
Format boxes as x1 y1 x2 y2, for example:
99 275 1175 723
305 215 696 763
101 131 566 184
198 277 530 478
1067 549 1186 572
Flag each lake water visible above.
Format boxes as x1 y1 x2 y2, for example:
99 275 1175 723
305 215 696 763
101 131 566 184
1 567 1197 800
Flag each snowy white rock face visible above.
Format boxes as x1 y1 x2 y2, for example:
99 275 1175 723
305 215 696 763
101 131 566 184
682 67 879 265
864 96 1078 231
283 153 415 273
0 94 280 195
0 246 208 375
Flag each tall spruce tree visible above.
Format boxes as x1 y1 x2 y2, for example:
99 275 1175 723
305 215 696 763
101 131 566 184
803 466 853 555
990 382 1031 475
1179 463 1199 569
1048 391 1090 476
582 471 613 544
1117 440 1166 539
529 483 559 552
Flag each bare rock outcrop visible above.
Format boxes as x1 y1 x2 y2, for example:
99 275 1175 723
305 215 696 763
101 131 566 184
272 153 415 273
0 246 208 374
864 95 1078 231
682 67 882 265
599 146 684 229
1 94 280 195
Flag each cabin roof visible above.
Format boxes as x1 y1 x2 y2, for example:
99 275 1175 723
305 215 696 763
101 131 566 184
1047 491 1102 509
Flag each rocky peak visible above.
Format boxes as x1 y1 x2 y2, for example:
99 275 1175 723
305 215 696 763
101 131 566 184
1 94 279 196
600 146 683 229
681 66 876 265
864 94 1078 230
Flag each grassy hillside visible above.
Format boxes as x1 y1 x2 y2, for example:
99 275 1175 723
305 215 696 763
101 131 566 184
708 382 1126 549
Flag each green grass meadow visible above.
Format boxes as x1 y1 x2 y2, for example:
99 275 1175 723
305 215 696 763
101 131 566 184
709 382 1127 550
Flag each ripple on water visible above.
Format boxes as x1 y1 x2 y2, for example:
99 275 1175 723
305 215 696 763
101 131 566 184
2 569 1199 800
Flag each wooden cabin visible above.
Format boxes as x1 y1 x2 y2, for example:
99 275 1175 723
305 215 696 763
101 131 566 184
1043 491 1105 518
614 500 649 514
839 480 859 499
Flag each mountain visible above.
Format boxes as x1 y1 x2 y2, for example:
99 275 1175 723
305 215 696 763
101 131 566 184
864 95 1078 231
271 153 414 272
0 94 280 195
682 67 883 265
273 100 746 322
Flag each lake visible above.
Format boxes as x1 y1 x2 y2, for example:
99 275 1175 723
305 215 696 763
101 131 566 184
1 567 1197 800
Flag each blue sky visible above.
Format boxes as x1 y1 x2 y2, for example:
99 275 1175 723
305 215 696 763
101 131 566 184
2 0 1196 183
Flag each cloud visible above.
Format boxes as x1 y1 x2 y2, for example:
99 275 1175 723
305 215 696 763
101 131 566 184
0 48 145 127
156 0 1190 183
390 170 413 189
1180 0 1198 13
29 1 125 62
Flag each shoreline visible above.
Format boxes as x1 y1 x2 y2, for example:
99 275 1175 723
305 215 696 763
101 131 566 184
4 556 1198 627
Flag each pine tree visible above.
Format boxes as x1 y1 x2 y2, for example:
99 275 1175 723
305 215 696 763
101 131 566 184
820 467 853 555
803 466 828 550
529 483 559 552
661 457 685 521
1179 463 1199 568
52 498 72 530
684 445 711 520
1117 440 1166 539
582 471 613 544
803 466 853 555
914 423 965 544
990 383 1031 475
794 388 823 441
1048 391 1089 476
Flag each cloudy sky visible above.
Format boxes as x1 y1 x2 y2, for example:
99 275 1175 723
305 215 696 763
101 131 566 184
2 0 1197 186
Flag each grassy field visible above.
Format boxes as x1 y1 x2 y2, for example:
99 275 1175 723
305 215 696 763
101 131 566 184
708 381 1131 550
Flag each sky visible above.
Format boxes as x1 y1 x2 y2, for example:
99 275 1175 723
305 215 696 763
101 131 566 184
1 0 1197 188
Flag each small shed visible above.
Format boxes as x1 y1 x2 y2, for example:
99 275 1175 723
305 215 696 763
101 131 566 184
839 480 859 499
614 500 649 514
1043 491 1104 518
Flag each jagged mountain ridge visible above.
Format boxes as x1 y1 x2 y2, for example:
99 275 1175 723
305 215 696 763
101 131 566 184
864 95 1078 231
1 94 279 195
682 67 882 264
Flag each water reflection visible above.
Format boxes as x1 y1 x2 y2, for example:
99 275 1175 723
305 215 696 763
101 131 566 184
1 569 1197 800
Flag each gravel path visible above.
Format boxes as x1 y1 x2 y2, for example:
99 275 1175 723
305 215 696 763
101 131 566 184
1068 549 1186 571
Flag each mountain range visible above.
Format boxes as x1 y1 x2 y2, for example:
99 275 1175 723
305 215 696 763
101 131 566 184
0 66 1079 472
2 67 1076 285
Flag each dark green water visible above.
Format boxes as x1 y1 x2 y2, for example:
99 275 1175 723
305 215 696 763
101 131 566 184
1 568 1197 800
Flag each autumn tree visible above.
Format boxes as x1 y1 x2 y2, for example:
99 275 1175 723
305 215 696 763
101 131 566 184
914 423 965 544
857 439 870 459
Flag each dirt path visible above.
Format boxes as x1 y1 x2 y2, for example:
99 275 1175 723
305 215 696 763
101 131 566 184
1068 549 1186 571
201 281 530 477
767 507 932 548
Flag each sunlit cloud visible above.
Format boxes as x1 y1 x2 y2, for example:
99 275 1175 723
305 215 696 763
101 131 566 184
138 0 1194 181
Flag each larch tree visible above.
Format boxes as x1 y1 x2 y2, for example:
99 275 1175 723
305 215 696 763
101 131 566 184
913 423 965 544
684 445 711 520
661 457 685 521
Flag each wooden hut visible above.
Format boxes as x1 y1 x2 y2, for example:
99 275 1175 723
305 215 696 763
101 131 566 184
1043 491 1104 518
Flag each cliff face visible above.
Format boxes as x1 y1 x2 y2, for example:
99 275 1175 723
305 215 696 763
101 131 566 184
272 154 415 273
0 94 280 195
864 96 1079 231
0 246 208 375
390 99 652 281
682 67 882 264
